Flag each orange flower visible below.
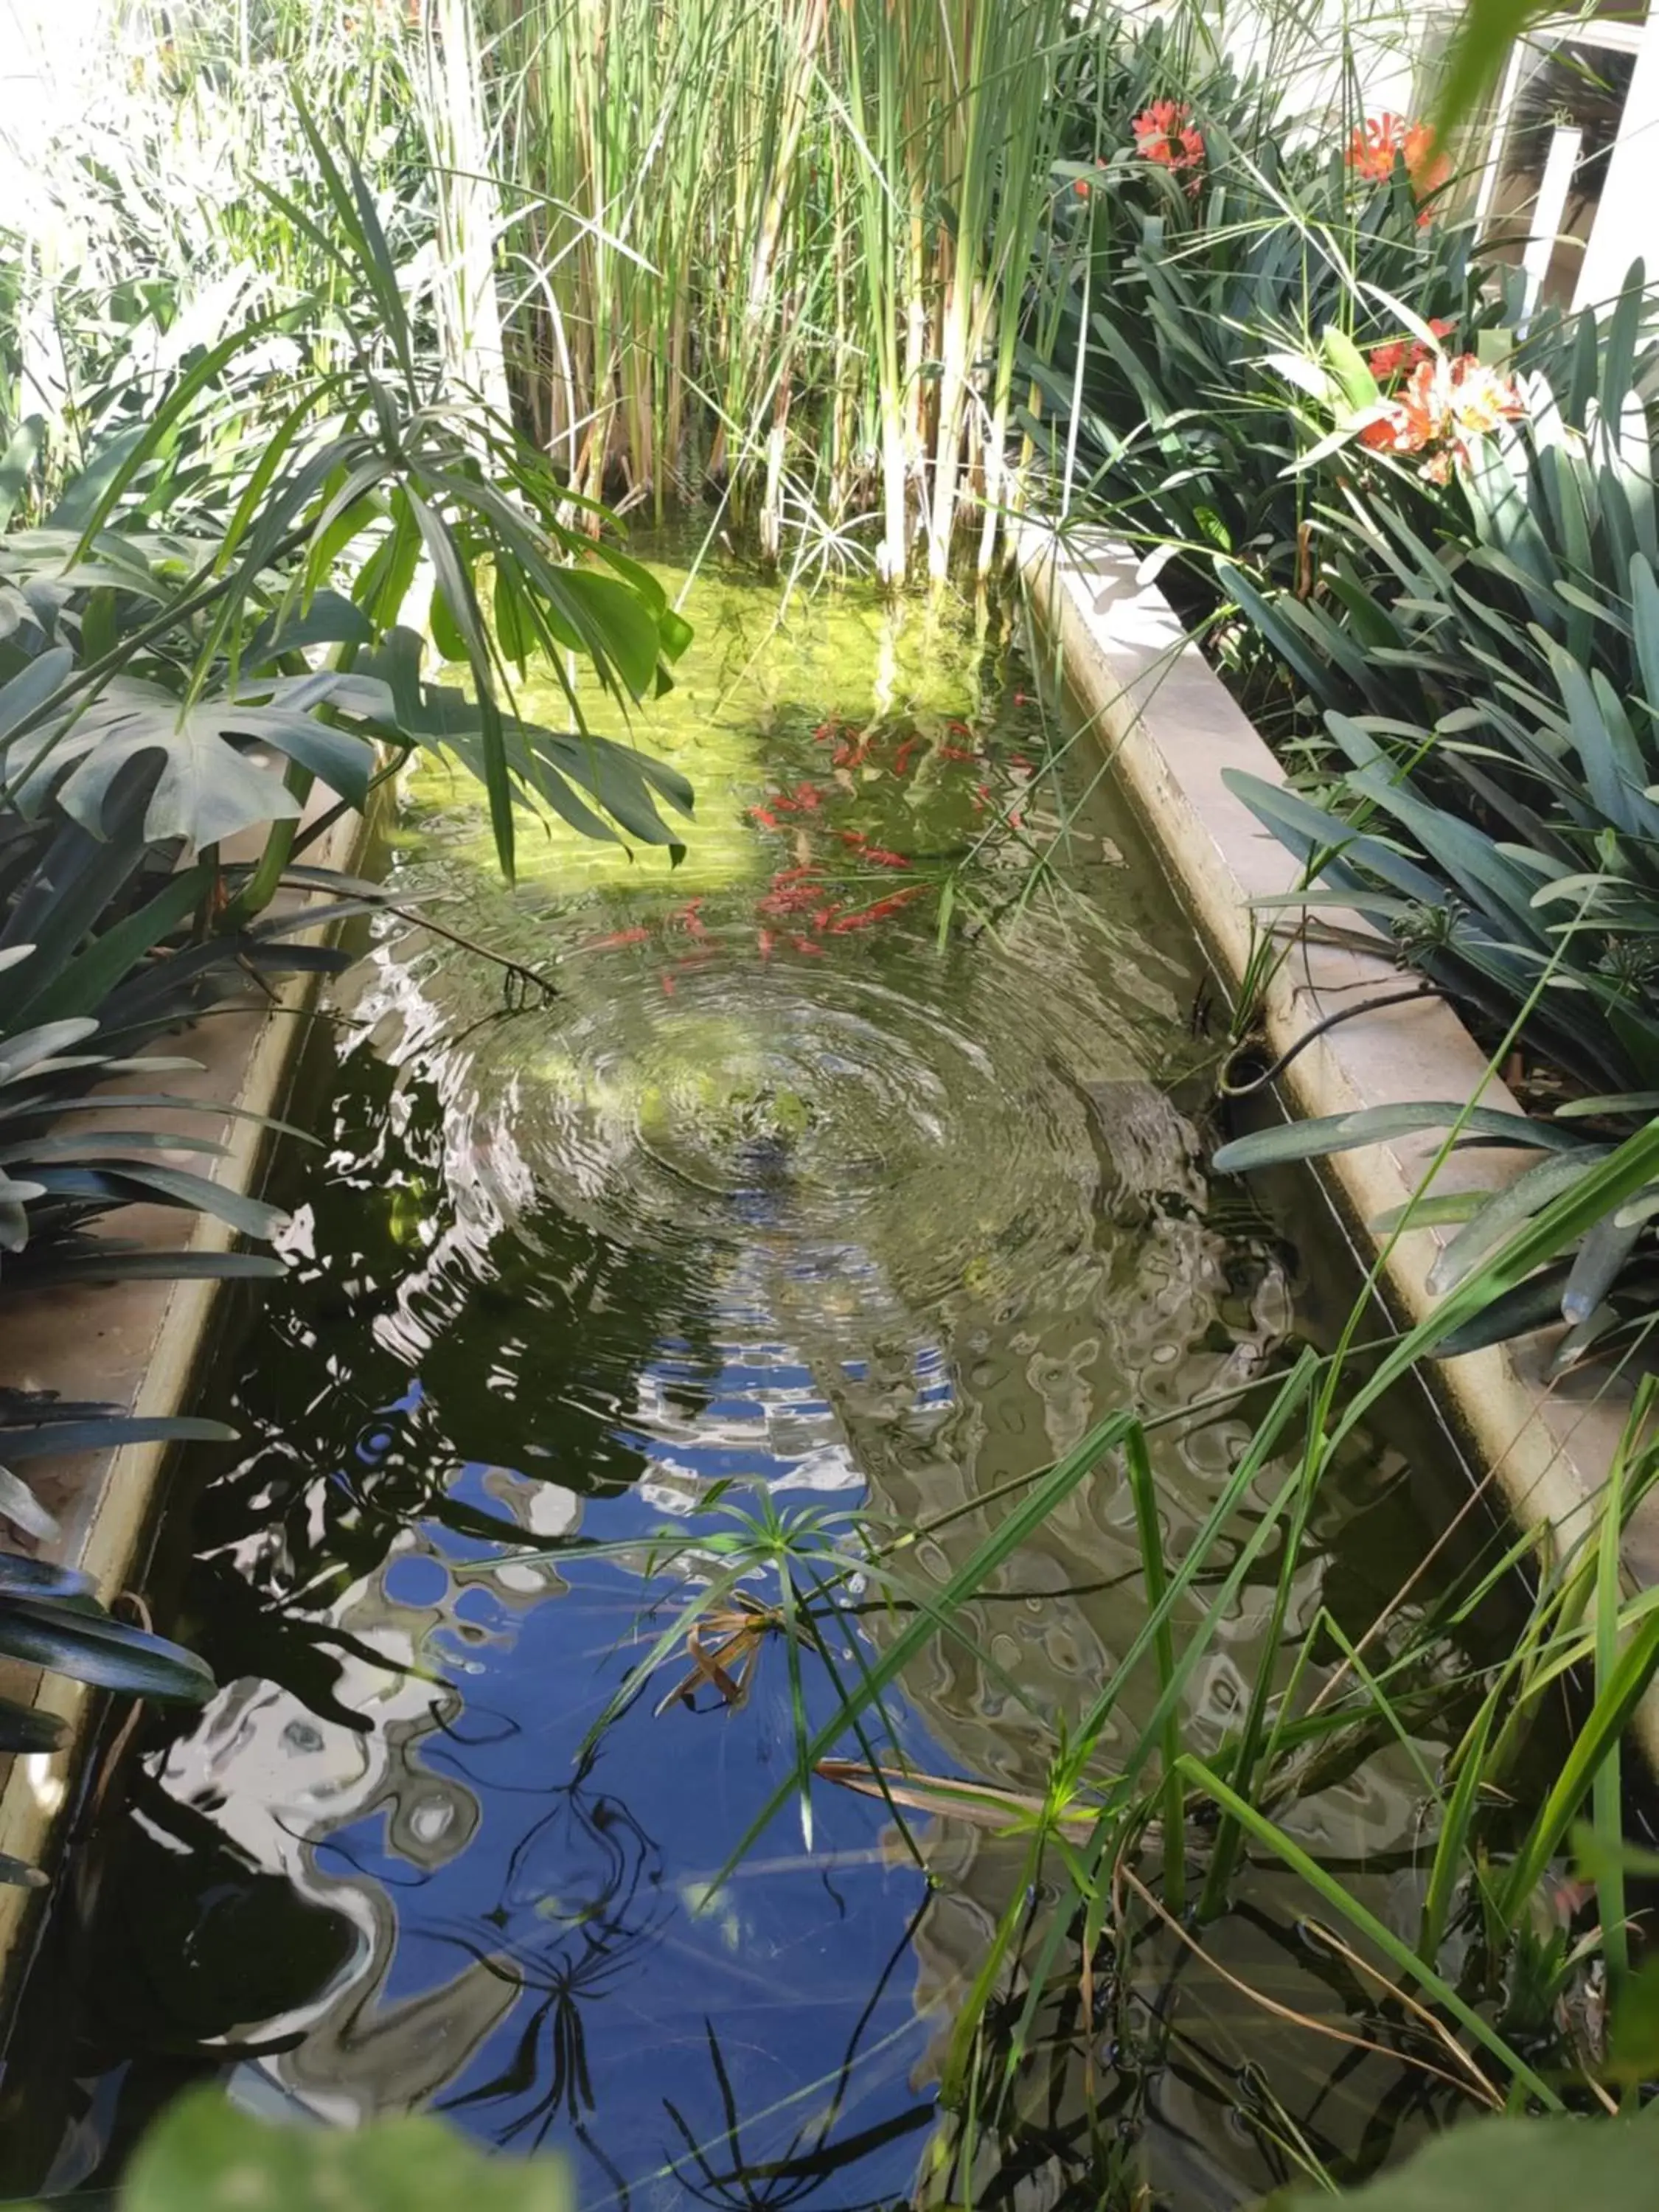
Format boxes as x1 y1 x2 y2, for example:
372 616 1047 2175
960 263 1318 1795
1355 352 1525 479
1346 113 1450 221
1357 393 1434 459
1132 100 1206 189
1444 352 1526 448
1367 316 1458 382
1405 122 1450 197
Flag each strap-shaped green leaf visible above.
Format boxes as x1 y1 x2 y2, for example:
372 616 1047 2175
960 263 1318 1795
1213 1102 1577 1177
1427 1147 1609 1295
0 1595 214 1702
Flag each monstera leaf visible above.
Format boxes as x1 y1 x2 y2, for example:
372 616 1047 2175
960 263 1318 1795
22 113 697 880
2 669 380 851
0 118 698 883
0 525 216 605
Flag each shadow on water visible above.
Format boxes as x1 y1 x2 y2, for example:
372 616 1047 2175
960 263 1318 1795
0 545 1502 2208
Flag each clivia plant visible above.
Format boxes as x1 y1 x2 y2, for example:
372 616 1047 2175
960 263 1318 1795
1213 278 1659 1363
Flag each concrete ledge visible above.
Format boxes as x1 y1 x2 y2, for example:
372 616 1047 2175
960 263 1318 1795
0 798 373 2011
1020 524 1654 1725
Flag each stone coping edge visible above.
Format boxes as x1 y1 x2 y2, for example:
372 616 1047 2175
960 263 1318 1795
0 797 377 2021
1019 522 1659 1761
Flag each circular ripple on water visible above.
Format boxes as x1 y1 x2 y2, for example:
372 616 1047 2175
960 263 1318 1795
366 905 1188 1334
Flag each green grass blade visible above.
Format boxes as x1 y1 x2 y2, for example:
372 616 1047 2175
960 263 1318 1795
1496 1608 1659 1935
1179 1756 1564 2110
706 1409 1142 1888
1125 1426 1185 1916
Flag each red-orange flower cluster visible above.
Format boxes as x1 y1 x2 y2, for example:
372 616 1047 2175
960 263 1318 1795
1131 100 1206 191
1346 113 1450 221
1367 316 1457 380
1356 352 1525 482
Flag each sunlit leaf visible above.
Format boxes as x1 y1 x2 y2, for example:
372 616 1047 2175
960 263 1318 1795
122 2092 570 2212
1280 2106 1659 2209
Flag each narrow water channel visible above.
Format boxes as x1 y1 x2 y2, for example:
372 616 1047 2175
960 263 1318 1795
3 549 1479 2208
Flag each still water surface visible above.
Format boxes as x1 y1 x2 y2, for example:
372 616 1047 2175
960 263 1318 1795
4 552 1467 2208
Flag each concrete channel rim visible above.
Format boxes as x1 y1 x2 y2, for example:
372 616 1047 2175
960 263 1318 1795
1018 520 1658 1763
0 801 375 2022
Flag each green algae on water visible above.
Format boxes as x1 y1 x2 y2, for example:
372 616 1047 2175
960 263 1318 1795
403 541 1006 902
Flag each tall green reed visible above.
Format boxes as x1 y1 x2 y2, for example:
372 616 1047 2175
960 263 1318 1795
78 0 1471 584
481 0 1082 577
94 0 1088 574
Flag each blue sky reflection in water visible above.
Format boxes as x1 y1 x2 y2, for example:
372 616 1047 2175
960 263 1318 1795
5 552 1377 2208
307 1440 941 2205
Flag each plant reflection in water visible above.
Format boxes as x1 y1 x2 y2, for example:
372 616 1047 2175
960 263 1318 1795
0 556 1461 2211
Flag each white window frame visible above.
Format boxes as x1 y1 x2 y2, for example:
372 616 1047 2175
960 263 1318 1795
1472 9 1659 314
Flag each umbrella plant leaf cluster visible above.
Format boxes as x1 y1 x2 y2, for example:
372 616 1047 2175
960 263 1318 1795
0 119 695 1882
